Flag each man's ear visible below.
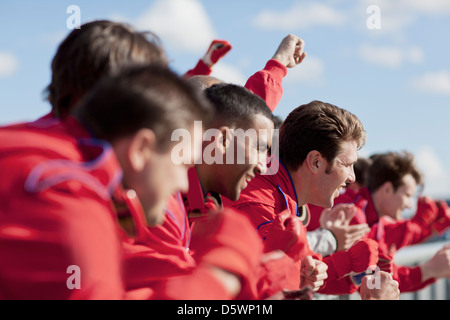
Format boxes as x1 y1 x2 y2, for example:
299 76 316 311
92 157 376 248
128 128 157 172
380 181 394 195
217 126 232 151
305 150 325 174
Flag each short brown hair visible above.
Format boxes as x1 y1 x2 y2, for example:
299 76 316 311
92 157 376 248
279 100 366 171
354 157 372 187
75 64 211 152
204 83 273 130
45 20 168 119
367 151 423 192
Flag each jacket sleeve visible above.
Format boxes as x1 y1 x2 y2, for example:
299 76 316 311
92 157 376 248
149 264 233 300
393 264 436 293
184 60 212 78
318 277 359 295
368 216 433 252
122 237 197 293
381 220 432 250
256 253 302 299
231 201 278 235
244 59 287 113
378 196 440 249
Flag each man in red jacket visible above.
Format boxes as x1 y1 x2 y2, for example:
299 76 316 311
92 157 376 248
122 35 317 299
0 65 266 300
309 151 450 293
226 100 400 298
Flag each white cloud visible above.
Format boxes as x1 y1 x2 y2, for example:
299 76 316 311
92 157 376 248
415 146 450 199
358 43 424 69
407 0 450 15
252 2 347 30
0 52 19 78
253 1 450 37
410 71 450 95
360 0 414 35
134 0 216 54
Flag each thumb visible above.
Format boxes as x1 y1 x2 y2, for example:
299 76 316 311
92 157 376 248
343 204 356 222
337 210 345 224
284 216 302 233
276 210 292 227
301 256 316 276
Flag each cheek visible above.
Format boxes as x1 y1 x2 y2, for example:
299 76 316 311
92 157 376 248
385 195 402 213
393 194 404 207
330 168 347 188
233 141 249 164
164 159 189 193
173 166 189 192
148 156 179 195
229 164 247 184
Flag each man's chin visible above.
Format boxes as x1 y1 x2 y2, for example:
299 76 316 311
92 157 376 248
229 192 240 202
224 188 240 202
312 197 334 209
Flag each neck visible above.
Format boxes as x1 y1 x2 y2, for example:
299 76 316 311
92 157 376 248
287 166 307 207
195 163 212 194
370 189 383 218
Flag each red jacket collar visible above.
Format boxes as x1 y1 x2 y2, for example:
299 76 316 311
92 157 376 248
186 167 207 213
23 115 123 201
183 167 222 219
273 158 300 216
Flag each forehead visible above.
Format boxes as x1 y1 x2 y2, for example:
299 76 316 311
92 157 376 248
397 174 418 194
335 140 359 163
250 113 274 131
243 114 274 146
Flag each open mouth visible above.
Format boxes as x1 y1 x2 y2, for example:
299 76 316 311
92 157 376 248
240 175 255 190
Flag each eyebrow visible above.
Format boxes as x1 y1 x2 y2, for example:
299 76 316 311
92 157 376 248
336 158 357 166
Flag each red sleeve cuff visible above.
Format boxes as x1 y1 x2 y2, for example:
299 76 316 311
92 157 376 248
397 265 436 293
264 59 288 81
184 60 212 78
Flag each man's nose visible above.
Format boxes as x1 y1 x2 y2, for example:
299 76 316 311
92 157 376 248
346 166 356 184
254 155 268 176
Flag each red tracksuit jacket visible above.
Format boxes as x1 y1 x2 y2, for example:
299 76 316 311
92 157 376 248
225 158 361 295
0 116 125 299
307 187 437 292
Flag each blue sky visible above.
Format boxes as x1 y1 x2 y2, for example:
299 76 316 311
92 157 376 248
1 0 449 199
